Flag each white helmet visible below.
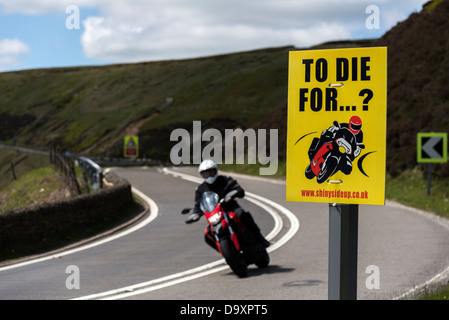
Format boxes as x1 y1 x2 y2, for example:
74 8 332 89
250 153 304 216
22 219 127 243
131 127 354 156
198 159 218 184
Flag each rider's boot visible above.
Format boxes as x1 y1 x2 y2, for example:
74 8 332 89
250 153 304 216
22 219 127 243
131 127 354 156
255 233 270 248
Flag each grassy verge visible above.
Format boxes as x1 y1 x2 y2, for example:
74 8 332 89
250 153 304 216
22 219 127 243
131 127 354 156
0 166 71 211
0 149 49 190
420 284 449 300
386 166 449 219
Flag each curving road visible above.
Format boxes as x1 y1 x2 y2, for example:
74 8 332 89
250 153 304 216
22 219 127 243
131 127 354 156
0 166 448 300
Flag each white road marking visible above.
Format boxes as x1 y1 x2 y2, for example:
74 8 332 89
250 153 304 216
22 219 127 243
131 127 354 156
74 167 300 300
0 187 158 272
387 200 449 299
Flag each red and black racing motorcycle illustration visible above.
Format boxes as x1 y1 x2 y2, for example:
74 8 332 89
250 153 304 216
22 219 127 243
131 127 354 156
182 191 269 277
304 117 364 184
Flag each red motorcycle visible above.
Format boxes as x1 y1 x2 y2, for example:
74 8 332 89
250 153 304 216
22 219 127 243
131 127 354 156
182 191 269 277
305 121 363 184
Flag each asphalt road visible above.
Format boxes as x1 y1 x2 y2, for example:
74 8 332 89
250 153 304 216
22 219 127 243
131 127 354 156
0 166 449 301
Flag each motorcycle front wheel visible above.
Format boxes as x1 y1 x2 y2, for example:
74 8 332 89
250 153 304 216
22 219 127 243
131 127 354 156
305 164 315 179
219 238 248 278
255 245 270 268
317 156 338 184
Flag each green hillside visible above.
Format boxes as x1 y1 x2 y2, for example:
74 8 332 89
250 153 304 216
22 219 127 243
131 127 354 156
375 0 449 178
0 0 448 179
0 46 291 160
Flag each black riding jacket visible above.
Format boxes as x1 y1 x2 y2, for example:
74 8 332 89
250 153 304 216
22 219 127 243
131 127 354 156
193 175 245 215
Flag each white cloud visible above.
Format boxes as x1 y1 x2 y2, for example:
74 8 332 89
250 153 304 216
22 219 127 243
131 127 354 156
1 0 429 64
0 0 105 14
0 38 30 71
80 0 363 62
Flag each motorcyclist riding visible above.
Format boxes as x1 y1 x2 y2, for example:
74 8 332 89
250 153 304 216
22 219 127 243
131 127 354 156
186 159 270 249
323 116 364 174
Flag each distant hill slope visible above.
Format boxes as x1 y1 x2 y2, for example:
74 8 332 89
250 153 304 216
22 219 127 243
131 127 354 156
374 0 449 178
0 0 448 178
0 46 292 159
255 0 449 178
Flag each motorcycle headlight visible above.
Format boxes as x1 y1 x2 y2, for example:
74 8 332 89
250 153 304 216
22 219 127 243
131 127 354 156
207 211 223 225
336 138 352 154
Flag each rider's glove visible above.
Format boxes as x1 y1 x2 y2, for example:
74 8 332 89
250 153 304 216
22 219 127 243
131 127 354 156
354 146 361 158
224 190 238 202
185 213 200 224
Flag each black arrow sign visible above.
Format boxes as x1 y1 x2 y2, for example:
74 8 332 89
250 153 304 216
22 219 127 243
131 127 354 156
421 137 443 159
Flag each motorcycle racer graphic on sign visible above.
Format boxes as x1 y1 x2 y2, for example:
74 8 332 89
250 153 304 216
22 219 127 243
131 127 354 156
302 116 365 184
287 47 387 205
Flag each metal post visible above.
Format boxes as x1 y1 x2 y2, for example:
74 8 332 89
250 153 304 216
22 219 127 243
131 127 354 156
427 163 432 196
10 161 17 180
328 203 359 300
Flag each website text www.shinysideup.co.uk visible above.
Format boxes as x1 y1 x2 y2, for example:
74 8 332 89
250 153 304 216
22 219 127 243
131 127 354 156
301 188 368 200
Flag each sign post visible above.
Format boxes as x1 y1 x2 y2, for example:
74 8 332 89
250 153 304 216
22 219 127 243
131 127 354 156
417 132 448 195
328 203 358 300
286 47 387 299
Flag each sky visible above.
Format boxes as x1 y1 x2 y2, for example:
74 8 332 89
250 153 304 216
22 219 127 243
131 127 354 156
0 0 429 72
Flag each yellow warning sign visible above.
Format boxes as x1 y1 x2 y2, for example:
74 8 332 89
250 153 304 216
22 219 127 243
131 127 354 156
124 135 139 158
286 47 387 205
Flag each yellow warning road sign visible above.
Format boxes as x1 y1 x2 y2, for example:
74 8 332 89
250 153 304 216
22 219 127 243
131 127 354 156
286 47 387 205
124 135 139 158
